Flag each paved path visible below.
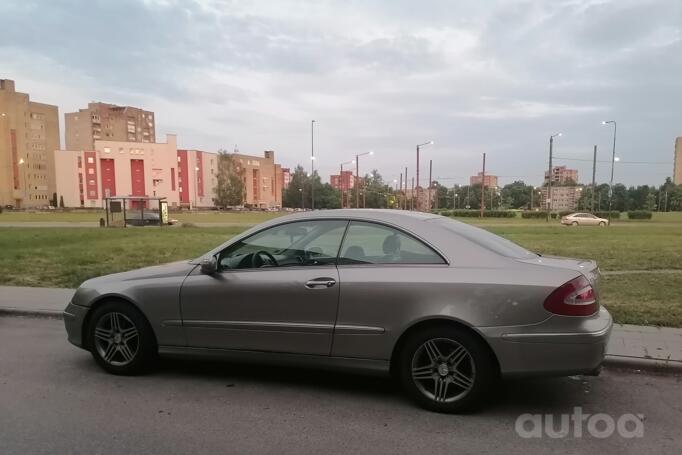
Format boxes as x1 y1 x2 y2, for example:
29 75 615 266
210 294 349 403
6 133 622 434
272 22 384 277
1 286 680 371
1 317 680 455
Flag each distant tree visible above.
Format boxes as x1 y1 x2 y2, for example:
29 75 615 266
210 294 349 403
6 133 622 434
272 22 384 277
51 192 58 207
59 195 65 208
500 181 535 209
213 151 244 207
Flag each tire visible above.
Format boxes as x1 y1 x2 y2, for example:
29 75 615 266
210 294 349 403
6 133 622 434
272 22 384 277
87 301 157 375
599 221 606 226
571 221 578 226
397 325 497 413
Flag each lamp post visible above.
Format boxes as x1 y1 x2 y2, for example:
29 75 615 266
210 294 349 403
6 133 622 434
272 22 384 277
602 120 617 224
310 120 316 210
298 187 304 209
355 150 373 208
546 132 562 222
416 141 434 211
339 159 354 208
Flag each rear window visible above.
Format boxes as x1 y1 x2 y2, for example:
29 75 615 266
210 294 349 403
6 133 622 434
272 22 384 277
430 217 537 259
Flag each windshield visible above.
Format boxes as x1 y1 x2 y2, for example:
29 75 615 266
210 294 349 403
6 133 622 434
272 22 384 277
431 217 537 259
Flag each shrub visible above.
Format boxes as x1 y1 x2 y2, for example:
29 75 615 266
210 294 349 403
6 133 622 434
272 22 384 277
446 210 515 218
521 211 557 219
627 210 652 220
593 211 620 220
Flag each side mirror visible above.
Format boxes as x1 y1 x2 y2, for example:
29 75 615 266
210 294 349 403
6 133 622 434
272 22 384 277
200 256 218 275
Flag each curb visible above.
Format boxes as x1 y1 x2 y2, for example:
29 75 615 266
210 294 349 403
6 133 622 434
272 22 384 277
0 308 63 319
604 355 682 375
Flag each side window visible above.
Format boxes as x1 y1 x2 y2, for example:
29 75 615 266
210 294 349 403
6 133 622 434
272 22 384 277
218 220 347 270
338 221 444 265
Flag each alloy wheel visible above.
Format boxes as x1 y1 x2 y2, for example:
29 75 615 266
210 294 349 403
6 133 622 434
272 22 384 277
94 312 140 366
411 338 476 403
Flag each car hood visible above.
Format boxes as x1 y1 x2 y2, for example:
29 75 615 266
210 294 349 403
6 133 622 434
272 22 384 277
81 260 197 286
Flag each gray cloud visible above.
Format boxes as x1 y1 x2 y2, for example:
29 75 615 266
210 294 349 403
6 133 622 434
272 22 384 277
1 0 680 186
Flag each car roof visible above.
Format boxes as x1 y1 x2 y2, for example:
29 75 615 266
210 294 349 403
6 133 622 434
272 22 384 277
269 209 441 224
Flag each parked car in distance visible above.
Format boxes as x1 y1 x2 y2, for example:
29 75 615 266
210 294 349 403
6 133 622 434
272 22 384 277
64 209 611 413
561 213 609 226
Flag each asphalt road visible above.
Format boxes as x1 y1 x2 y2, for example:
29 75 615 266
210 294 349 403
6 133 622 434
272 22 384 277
1 317 681 455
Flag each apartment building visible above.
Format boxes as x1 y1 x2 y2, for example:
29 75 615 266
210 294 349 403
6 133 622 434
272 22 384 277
55 134 180 208
0 79 60 208
64 102 155 150
469 172 498 188
54 136 282 209
232 150 283 208
544 166 578 185
330 170 355 191
541 186 582 211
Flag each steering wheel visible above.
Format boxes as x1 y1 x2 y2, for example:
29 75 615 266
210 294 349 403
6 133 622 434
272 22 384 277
251 250 279 268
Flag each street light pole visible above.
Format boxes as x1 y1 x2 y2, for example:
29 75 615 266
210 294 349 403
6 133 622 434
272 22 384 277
415 141 433 211
546 133 562 222
339 160 354 208
311 120 316 210
299 188 304 209
591 145 597 212
602 120 617 224
354 151 373 209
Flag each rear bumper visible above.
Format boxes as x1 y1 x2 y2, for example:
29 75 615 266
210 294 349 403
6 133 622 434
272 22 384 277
63 301 89 349
480 307 613 377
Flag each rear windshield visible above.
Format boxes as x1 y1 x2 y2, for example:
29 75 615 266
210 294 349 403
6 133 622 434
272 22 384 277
430 217 537 259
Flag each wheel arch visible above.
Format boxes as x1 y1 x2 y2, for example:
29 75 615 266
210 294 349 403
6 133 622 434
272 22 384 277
82 295 158 350
389 318 500 378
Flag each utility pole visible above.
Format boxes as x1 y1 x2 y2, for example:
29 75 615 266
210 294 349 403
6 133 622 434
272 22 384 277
355 156 360 209
411 177 415 210
546 133 561 221
311 120 315 210
591 145 597 212
480 153 486 218
404 167 408 210
428 159 433 211
399 172 403 210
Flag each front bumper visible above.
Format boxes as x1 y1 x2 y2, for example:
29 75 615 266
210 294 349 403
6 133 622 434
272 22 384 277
63 301 90 349
480 307 613 377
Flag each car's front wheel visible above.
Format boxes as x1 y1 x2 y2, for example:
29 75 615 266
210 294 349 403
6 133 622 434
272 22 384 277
87 301 157 375
398 325 497 413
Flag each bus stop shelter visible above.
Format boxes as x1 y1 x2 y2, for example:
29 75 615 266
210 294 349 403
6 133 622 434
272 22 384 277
104 196 169 227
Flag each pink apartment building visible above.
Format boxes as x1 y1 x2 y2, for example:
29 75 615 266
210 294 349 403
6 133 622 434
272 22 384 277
54 134 213 208
54 134 282 209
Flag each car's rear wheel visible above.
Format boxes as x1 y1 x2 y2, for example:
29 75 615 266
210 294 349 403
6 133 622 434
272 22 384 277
398 325 497 413
87 301 157 375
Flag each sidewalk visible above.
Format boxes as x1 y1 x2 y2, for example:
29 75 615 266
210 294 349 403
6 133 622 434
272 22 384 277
1 286 681 372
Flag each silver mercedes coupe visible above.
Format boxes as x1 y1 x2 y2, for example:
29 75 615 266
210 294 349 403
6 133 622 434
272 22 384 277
64 209 612 413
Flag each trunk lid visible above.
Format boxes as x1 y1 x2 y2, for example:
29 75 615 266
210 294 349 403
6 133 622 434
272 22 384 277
516 255 601 295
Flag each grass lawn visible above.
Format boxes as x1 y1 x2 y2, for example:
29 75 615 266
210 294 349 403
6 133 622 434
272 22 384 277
0 227 243 288
600 273 682 327
1 214 681 326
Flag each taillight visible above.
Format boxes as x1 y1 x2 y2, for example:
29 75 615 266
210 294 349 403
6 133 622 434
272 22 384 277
543 275 598 316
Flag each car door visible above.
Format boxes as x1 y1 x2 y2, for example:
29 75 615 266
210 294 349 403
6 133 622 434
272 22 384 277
331 220 448 360
179 219 348 355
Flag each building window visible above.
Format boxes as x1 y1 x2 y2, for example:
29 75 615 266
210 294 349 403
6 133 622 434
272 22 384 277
88 168 94 175
77 156 82 168
87 157 94 164
104 147 111 153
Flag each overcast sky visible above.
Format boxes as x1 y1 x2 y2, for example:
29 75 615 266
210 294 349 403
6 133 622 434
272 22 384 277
2 0 681 187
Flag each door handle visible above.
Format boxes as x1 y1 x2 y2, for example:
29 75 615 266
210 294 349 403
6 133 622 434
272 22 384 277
305 278 336 289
